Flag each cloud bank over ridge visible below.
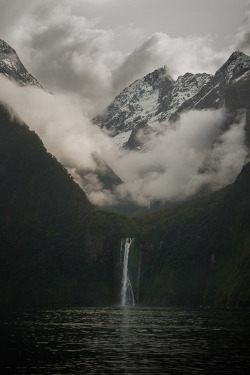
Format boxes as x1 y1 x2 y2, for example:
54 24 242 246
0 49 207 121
0 0 250 208
1 0 244 114
0 76 248 208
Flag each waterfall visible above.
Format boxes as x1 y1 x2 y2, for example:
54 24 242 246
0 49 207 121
120 238 135 306
136 247 142 303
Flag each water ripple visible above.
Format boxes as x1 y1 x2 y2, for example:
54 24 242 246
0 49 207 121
0 307 250 374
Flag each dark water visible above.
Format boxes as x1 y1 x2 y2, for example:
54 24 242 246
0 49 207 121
0 307 250 374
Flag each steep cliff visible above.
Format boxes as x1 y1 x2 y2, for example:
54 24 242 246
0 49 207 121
0 102 131 306
0 101 249 308
134 162 250 307
94 51 250 150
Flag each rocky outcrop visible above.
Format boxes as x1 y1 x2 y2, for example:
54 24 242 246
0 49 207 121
0 39 44 88
95 51 250 150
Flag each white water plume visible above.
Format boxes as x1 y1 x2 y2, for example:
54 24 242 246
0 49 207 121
120 238 135 307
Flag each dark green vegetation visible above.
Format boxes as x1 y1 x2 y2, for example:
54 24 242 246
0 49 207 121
0 103 132 306
0 102 249 308
225 74 250 148
135 164 250 306
133 72 250 307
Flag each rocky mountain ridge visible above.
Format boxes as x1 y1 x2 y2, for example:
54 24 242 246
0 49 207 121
0 39 43 89
0 38 249 307
0 39 121 202
1 38 249 215
0 100 250 307
94 51 250 149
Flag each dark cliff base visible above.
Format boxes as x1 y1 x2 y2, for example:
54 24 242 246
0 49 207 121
134 163 250 307
0 102 250 308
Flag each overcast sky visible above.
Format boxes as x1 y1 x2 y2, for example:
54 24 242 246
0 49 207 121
0 0 250 207
82 0 248 51
0 0 249 112
1 0 247 51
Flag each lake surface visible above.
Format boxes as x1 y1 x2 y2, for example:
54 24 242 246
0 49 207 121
0 307 250 374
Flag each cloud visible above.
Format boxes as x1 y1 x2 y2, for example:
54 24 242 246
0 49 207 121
235 5 250 54
80 0 117 3
1 0 123 115
0 75 122 206
0 0 249 208
0 0 230 115
0 76 248 208
0 75 115 171
108 110 248 206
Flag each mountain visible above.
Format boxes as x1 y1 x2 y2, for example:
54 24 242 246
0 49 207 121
175 51 250 114
225 74 250 149
0 100 249 307
0 102 134 306
0 39 43 89
133 161 250 307
0 102 91 305
0 39 123 202
0 39 249 308
94 51 250 149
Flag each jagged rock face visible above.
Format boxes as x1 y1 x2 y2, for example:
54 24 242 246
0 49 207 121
225 74 250 111
94 67 211 147
94 67 174 146
0 39 43 88
94 51 250 149
176 51 250 114
224 73 250 150
0 38 121 201
156 72 212 121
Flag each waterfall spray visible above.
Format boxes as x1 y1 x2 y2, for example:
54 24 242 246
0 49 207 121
121 238 135 306
136 247 142 303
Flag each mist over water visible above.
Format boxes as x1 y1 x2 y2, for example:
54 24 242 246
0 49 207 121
1 307 250 374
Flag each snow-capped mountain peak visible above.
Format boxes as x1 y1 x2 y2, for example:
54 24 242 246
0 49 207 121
94 66 174 141
94 51 250 149
0 39 43 89
216 51 250 80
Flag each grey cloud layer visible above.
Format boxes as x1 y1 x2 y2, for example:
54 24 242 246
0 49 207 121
109 110 248 206
0 0 249 207
0 77 248 207
236 8 250 54
1 0 247 115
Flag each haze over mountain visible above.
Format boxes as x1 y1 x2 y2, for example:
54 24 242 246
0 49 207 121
0 0 250 307
0 38 250 213
0 39 122 206
0 100 250 307
93 51 250 210
94 51 250 148
0 39 44 89
0 101 124 306
1 0 248 111
0 0 249 214
1 6 250 375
